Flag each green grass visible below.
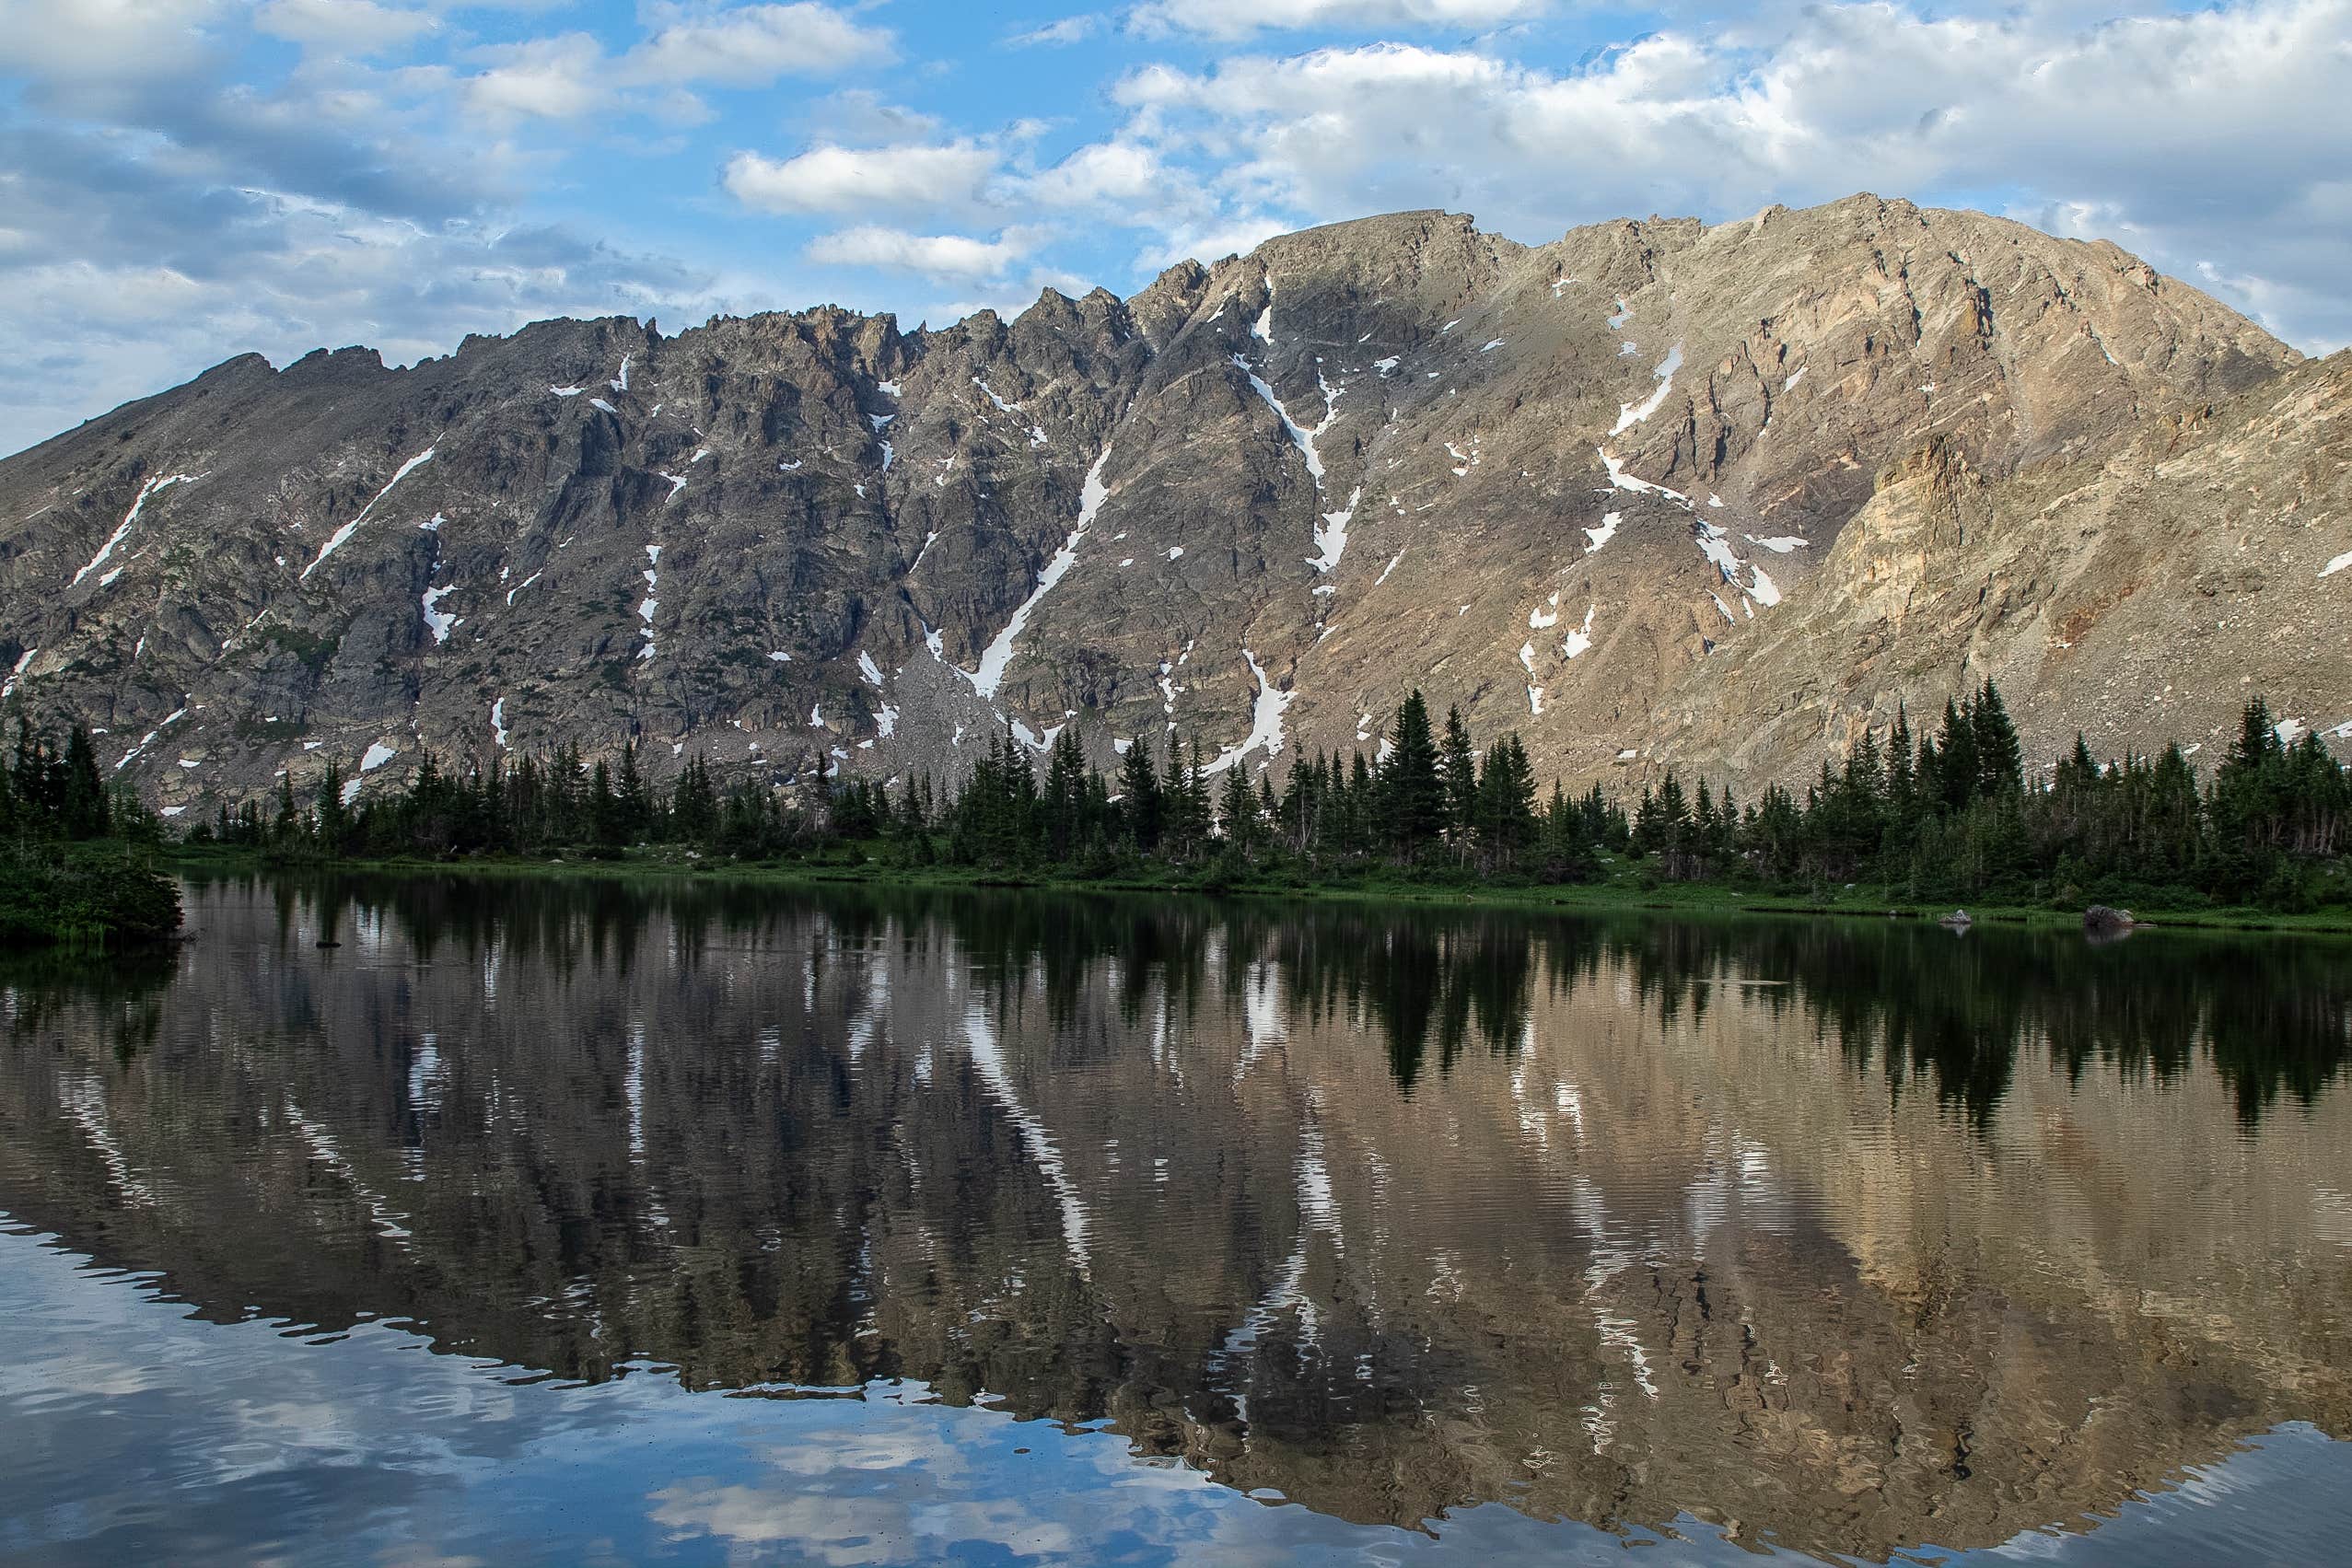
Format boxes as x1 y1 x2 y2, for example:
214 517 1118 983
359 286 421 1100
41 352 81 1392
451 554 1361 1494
162 840 2352 936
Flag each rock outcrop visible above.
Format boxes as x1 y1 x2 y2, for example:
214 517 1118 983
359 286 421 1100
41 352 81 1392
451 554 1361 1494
0 193 2342 816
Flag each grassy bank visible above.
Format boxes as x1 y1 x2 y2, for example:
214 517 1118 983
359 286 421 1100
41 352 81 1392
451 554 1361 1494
1 842 185 948
162 842 2352 936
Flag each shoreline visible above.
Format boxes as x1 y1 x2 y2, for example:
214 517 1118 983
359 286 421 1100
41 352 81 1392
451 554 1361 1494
161 846 2352 938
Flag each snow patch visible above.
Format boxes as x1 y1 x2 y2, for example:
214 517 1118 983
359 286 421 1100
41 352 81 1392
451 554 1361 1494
303 448 433 580
1585 511 1621 552
1610 343 1682 436
490 698 509 749
1311 487 1359 575
962 447 1113 700
76 471 201 588
360 742 396 772
1205 649 1292 773
2322 550 2352 579
421 583 459 644
1233 353 1337 487
1563 604 1596 659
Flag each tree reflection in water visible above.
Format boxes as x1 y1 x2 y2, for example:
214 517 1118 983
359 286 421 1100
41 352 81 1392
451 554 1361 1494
2 870 2347 1564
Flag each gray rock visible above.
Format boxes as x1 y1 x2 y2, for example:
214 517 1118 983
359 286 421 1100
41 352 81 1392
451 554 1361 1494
0 194 2340 822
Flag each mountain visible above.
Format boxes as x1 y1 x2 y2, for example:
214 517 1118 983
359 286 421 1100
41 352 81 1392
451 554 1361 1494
0 193 2344 817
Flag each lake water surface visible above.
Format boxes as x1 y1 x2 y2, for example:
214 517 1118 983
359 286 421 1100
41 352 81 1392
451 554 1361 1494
4 874 2350 1566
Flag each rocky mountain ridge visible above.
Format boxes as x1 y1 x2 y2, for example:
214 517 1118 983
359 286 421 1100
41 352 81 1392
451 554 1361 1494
0 193 2344 817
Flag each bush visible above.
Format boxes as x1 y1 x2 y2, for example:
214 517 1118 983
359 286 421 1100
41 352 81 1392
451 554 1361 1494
0 843 183 947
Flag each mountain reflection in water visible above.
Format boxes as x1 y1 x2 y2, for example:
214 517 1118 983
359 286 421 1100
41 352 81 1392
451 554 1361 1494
2 872 2349 1567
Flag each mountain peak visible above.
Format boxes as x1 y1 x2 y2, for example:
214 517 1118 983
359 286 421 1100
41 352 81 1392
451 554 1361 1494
0 196 2337 819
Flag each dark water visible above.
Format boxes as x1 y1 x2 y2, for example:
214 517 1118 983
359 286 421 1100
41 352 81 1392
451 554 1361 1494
4 875 2351 1567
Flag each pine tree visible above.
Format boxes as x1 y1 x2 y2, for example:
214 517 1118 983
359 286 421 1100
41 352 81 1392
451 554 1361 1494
1381 691 1446 861
1217 763 1256 851
616 740 652 842
315 761 351 854
1440 704 1478 858
59 725 111 840
1972 679 2024 797
1937 696 1979 813
1118 736 1161 851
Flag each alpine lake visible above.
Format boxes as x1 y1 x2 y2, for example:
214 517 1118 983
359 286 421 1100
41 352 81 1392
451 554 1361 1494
4 870 2349 1566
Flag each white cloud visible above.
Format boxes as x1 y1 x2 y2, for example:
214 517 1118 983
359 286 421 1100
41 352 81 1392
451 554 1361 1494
805 226 1035 281
460 33 606 122
1009 13 1103 46
0 0 227 83
1023 140 1166 206
724 141 1002 215
1111 1 2352 350
254 0 437 56
1127 0 1549 41
624 3 894 87
0 175 743 456
1144 211 1292 267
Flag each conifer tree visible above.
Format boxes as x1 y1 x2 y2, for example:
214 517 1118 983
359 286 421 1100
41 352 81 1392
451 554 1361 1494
1440 704 1478 857
1119 736 1161 851
1381 691 1446 861
1972 680 2024 797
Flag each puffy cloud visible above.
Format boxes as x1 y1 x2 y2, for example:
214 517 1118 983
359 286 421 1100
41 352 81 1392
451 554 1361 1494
0 0 229 92
626 3 894 86
0 198 734 455
1127 0 1550 41
1112 1 2352 350
253 0 438 56
1023 140 1167 207
460 33 607 122
804 226 1035 281
453 5 895 123
724 142 1002 215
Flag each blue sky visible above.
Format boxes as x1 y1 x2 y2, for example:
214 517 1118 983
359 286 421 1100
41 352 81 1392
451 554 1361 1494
2 0 2348 455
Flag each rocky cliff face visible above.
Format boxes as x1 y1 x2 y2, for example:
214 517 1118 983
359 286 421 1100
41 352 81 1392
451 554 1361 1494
0 193 2339 815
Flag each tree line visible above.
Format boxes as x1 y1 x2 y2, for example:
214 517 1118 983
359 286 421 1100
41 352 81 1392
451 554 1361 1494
0 719 178 945
164 681 2350 912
